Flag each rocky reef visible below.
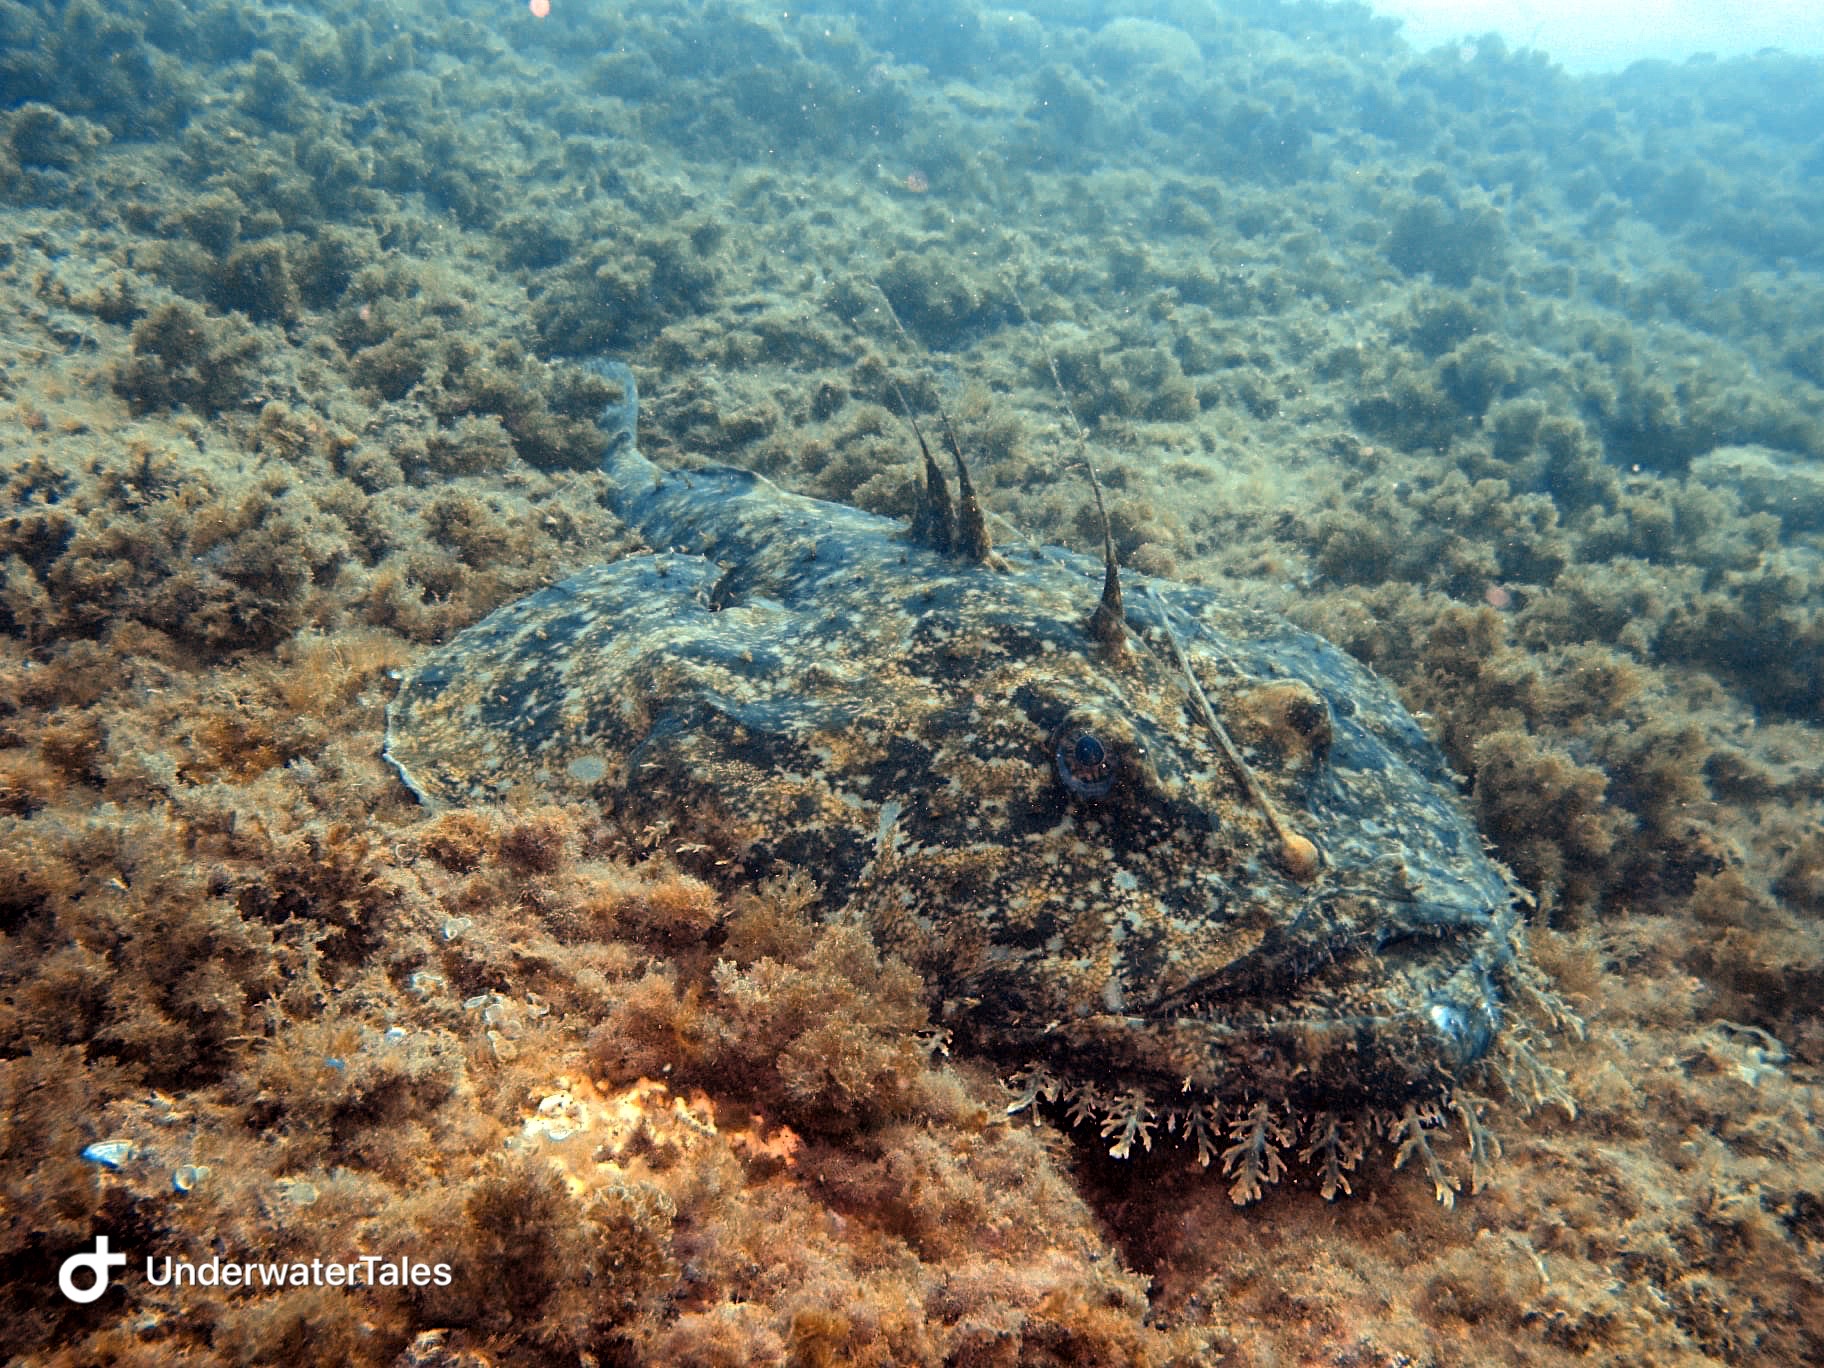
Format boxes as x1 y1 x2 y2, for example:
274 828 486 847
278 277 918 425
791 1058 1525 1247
2 0 1822 1363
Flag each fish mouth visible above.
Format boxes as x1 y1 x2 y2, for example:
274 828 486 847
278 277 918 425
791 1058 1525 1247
1121 878 1514 1103
959 876 1515 1117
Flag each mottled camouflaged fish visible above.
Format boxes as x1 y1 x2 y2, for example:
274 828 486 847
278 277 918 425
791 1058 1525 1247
386 359 1566 1204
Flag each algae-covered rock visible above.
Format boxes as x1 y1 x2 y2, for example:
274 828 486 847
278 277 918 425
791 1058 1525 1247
1386 190 1507 287
5 101 108 169
114 299 260 415
1690 444 1824 532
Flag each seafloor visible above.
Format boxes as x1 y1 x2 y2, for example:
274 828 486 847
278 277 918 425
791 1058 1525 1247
2 0 1822 1363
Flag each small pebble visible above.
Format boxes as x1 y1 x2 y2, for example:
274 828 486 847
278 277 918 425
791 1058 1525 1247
171 1164 210 1194
277 1178 319 1206
532 1091 588 1142
81 1140 135 1169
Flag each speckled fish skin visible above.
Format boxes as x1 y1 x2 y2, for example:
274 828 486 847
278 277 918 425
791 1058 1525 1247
386 429 1516 1118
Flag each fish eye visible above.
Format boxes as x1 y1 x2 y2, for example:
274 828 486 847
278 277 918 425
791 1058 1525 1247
1054 720 1116 799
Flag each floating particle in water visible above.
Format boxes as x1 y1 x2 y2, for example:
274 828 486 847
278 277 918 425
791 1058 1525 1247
529 0 550 17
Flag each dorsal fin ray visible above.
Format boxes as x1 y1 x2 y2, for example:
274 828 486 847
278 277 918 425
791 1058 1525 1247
1084 462 1126 652
1011 283 1127 653
872 283 994 565
936 405 993 563
887 372 956 555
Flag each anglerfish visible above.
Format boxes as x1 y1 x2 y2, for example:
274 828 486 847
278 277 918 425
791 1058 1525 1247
385 360 1561 1203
